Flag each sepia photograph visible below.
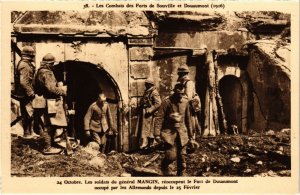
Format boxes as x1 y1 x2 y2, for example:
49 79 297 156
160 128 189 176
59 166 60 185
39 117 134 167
2 1 299 193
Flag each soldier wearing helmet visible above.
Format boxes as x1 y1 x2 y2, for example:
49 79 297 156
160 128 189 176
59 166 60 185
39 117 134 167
138 77 161 150
34 53 67 154
177 64 201 138
154 83 194 176
15 46 36 138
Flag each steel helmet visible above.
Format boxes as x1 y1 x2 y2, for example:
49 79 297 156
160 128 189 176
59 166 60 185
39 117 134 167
42 53 55 64
21 46 35 56
177 65 190 73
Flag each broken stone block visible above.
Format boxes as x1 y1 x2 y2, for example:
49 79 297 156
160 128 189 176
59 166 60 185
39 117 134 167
278 170 291 176
256 161 263 165
244 168 252 173
83 142 100 157
86 141 100 150
89 156 106 169
280 128 290 134
120 172 132 177
266 130 275 136
277 146 284 152
275 150 283 155
247 153 256 158
230 157 241 163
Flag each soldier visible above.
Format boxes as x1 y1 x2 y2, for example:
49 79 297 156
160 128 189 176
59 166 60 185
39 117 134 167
34 53 67 154
84 93 115 153
154 83 194 176
15 46 36 138
177 64 201 137
138 78 161 149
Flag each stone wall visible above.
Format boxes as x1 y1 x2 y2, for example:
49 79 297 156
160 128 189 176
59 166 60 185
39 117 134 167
247 41 290 131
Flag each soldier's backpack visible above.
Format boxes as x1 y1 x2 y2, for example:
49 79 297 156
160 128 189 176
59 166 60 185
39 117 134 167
184 80 201 113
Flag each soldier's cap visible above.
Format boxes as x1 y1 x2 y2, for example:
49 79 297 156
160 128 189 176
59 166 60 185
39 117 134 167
173 83 185 94
21 46 35 56
42 53 55 64
177 65 190 73
98 93 107 101
145 78 155 85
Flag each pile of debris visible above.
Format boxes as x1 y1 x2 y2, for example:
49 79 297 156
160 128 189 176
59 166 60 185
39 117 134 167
11 128 290 177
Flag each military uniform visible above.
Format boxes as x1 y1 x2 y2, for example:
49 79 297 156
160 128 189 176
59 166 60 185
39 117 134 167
34 53 67 153
15 46 36 137
139 81 161 149
177 65 201 137
155 85 193 176
84 94 113 153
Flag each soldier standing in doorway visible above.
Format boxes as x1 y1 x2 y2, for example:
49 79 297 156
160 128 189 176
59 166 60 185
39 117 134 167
84 93 116 153
14 46 36 138
34 53 67 154
154 83 194 176
177 64 201 138
138 78 161 150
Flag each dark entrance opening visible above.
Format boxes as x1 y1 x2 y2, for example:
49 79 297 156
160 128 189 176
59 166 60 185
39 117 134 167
219 75 243 134
53 61 122 149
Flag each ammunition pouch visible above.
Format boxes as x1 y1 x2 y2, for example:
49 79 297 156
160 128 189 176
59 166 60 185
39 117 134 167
47 99 58 114
189 93 201 113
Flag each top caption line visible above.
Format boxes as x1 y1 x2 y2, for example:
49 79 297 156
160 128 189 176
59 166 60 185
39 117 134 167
83 3 225 9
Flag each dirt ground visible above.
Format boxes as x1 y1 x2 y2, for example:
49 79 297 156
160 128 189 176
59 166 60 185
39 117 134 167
11 128 291 177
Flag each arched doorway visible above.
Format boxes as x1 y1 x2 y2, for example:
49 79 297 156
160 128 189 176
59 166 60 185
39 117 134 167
219 75 243 134
53 61 123 150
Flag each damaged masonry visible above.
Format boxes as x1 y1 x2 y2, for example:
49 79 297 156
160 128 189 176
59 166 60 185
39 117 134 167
11 11 291 177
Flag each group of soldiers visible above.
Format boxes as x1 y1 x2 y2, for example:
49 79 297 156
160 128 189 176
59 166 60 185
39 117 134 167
14 45 201 176
15 46 68 154
137 65 201 176
15 46 116 155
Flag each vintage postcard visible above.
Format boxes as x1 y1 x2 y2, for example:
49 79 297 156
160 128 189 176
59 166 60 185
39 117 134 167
1 0 299 194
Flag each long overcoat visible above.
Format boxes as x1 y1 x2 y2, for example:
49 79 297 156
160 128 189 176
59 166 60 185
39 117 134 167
138 86 161 139
34 64 67 127
155 94 193 147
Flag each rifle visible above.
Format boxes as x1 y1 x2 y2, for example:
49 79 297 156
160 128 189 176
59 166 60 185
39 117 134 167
62 65 74 155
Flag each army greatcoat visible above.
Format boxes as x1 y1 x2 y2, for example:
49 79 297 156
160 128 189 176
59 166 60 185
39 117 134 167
15 57 35 135
155 94 193 147
179 76 201 136
15 57 35 98
34 64 67 127
139 86 161 139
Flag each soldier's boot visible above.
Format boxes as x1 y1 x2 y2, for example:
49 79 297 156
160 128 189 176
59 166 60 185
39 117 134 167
23 128 32 138
147 137 154 148
100 144 106 154
195 118 201 135
23 119 33 139
140 138 148 149
177 167 187 176
41 126 62 155
161 159 174 176
177 154 187 176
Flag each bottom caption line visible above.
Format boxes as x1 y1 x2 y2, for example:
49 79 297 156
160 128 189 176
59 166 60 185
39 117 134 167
56 179 238 191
